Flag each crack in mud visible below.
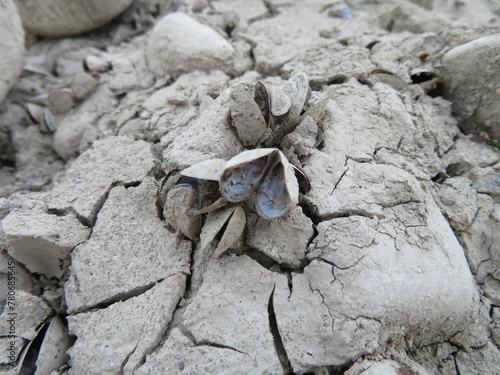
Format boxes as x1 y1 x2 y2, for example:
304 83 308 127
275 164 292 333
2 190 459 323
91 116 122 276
268 286 294 374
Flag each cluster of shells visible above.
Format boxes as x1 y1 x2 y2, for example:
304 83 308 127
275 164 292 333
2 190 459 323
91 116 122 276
158 72 324 257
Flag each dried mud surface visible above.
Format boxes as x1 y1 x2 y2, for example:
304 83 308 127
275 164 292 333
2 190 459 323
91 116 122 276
1 0 500 374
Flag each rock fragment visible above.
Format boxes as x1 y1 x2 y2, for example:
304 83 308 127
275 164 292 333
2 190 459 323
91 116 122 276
67 275 186 375
440 34 500 140
64 178 191 313
43 136 156 224
146 13 238 78
246 207 314 267
2 204 90 278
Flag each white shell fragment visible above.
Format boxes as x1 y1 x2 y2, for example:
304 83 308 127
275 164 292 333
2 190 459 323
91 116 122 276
200 205 246 258
48 89 76 114
266 84 291 117
255 150 299 219
220 148 299 219
34 316 72 375
230 81 268 146
162 174 202 240
70 72 98 102
220 148 274 202
180 158 227 181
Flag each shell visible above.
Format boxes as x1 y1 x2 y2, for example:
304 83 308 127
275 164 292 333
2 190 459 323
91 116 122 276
71 72 98 102
230 81 268 146
48 88 75 114
281 71 310 123
266 84 291 117
41 108 57 133
180 158 227 181
162 174 202 240
220 148 299 219
220 148 279 202
26 103 44 124
254 81 270 125
200 205 246 258
255 151 298 219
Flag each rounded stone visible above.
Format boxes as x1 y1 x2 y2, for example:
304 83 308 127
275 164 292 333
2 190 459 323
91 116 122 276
0 0 24 104
14 0 134 37
440 34 500 139
146 12 235 78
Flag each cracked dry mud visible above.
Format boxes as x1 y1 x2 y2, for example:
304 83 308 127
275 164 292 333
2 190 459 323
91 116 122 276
1 0 500 374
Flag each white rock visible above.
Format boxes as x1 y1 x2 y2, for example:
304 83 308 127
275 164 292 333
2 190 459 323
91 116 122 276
14 0 134 37
85 55 110 73
64 178 191 313
67 274 186 375
43 136 156 224
0 0 24 104
441 34 500 139
2 205 90 278
147 13 236 78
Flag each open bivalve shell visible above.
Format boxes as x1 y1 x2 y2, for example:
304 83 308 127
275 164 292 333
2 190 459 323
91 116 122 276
229 71 311 147
220 148 299 220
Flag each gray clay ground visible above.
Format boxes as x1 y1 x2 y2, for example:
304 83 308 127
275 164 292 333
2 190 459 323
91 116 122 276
0 0 500 374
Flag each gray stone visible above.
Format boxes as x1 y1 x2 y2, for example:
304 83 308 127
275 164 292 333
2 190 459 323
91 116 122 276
440 34 500 139
65 178 190 313
2 204 90 278
43 136 156 224
0 0 24 104
146 13 238 78
246 207 314 267
67 274 186 375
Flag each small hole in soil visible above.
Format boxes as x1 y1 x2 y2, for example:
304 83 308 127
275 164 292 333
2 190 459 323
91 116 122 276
410 71 434 84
